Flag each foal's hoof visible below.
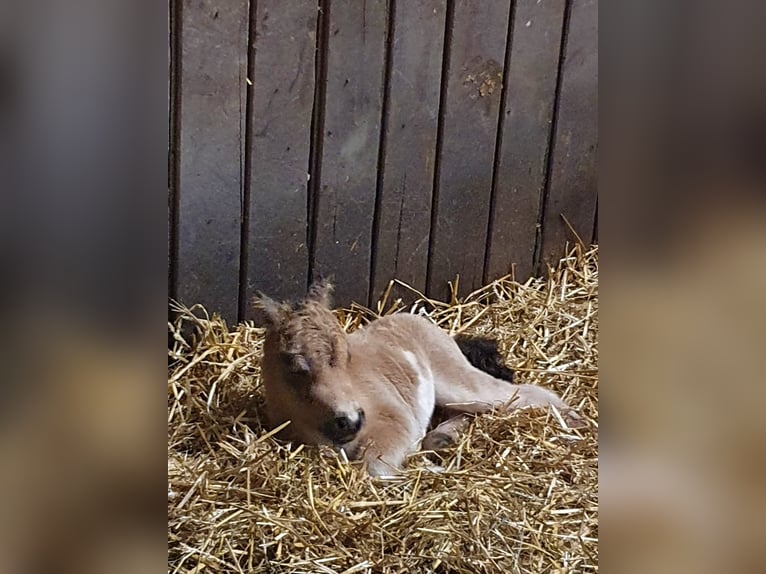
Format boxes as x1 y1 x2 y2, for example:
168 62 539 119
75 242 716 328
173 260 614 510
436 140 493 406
562 409 587 429
422 431 456 452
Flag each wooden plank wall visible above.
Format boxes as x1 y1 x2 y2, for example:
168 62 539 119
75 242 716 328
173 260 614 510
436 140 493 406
540 0 598 266
312 0 388 307
244 0 317 309
174 0 249 322
485 0 567 282
169 0 598 324
427 0 511 300
370 0 447 304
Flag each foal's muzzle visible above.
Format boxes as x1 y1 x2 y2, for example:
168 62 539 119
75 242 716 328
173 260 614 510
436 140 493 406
323 408 365 444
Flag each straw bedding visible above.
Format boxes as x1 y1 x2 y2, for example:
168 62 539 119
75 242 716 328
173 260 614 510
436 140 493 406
168 245 598 573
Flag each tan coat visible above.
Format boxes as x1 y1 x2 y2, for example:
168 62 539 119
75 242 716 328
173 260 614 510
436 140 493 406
257 282 579 476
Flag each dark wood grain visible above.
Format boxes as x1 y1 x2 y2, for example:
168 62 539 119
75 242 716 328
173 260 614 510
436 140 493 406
312 0 388 307
540 0 598 267
427 0 512 300
169 0 181 302
244 0 317 313
485 0 567 282
176 0 248 322
370 0 447 305
169 0 598 310
592 199 598 243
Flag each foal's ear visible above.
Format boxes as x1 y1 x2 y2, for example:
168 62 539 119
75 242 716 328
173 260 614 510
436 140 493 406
251 293 287 329
306 278 334 308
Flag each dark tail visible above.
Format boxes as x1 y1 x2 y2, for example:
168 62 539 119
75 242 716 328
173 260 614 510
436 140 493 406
454 334 514 383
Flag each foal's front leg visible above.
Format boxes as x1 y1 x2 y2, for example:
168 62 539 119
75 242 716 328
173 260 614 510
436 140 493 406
421 414 472 452
359 425 421 477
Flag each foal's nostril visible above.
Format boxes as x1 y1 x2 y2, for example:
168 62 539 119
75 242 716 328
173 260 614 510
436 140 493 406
335 415 352 432
356 408 365 430
324 408 366 443
334 409 364 435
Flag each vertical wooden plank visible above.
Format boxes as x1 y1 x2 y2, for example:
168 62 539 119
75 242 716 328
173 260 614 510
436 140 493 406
540 0 598 266
370 0 447 304
313 0 388 307
169 0 182 344
592 200 598 243
176 0 248 322
427 0 511 300
485 0 567 282
244 0 316 312
169 0 181 303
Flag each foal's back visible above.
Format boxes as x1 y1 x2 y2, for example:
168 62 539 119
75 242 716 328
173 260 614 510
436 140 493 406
348 313 472 408
351 313 537 412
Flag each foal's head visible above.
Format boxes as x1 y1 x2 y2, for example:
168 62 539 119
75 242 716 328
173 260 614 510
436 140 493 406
255 281 365 445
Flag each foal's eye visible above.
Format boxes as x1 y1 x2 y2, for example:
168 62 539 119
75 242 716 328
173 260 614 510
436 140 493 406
281 352 311 375
293 355 311 374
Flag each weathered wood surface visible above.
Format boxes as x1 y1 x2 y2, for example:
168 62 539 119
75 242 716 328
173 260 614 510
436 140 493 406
175 0 249 320
312 0 389 307
592 199 598 243
540 0 598 268
244 0 317 316
427 0 512 301
170 0 598 321
485 0 567 282
370 0 447 305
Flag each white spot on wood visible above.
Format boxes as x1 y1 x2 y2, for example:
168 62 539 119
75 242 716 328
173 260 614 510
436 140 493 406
340 122 370 159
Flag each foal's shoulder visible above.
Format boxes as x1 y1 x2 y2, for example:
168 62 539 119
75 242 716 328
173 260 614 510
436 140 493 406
372 312 435 328
359 312 443 339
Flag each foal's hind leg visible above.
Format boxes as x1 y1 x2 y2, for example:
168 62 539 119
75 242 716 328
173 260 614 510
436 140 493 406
508 384 585 427
434 368 584 428
423 383 583 454
423 389 584 453
426 328 582 427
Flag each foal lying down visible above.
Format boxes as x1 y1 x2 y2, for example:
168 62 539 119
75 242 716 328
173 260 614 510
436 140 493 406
255 281 581 477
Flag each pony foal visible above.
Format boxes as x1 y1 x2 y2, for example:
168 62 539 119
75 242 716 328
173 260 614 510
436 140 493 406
255 281 580 476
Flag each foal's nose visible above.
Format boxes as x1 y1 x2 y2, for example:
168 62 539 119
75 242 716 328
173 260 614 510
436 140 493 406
335 409 364 434
327 408 365 443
